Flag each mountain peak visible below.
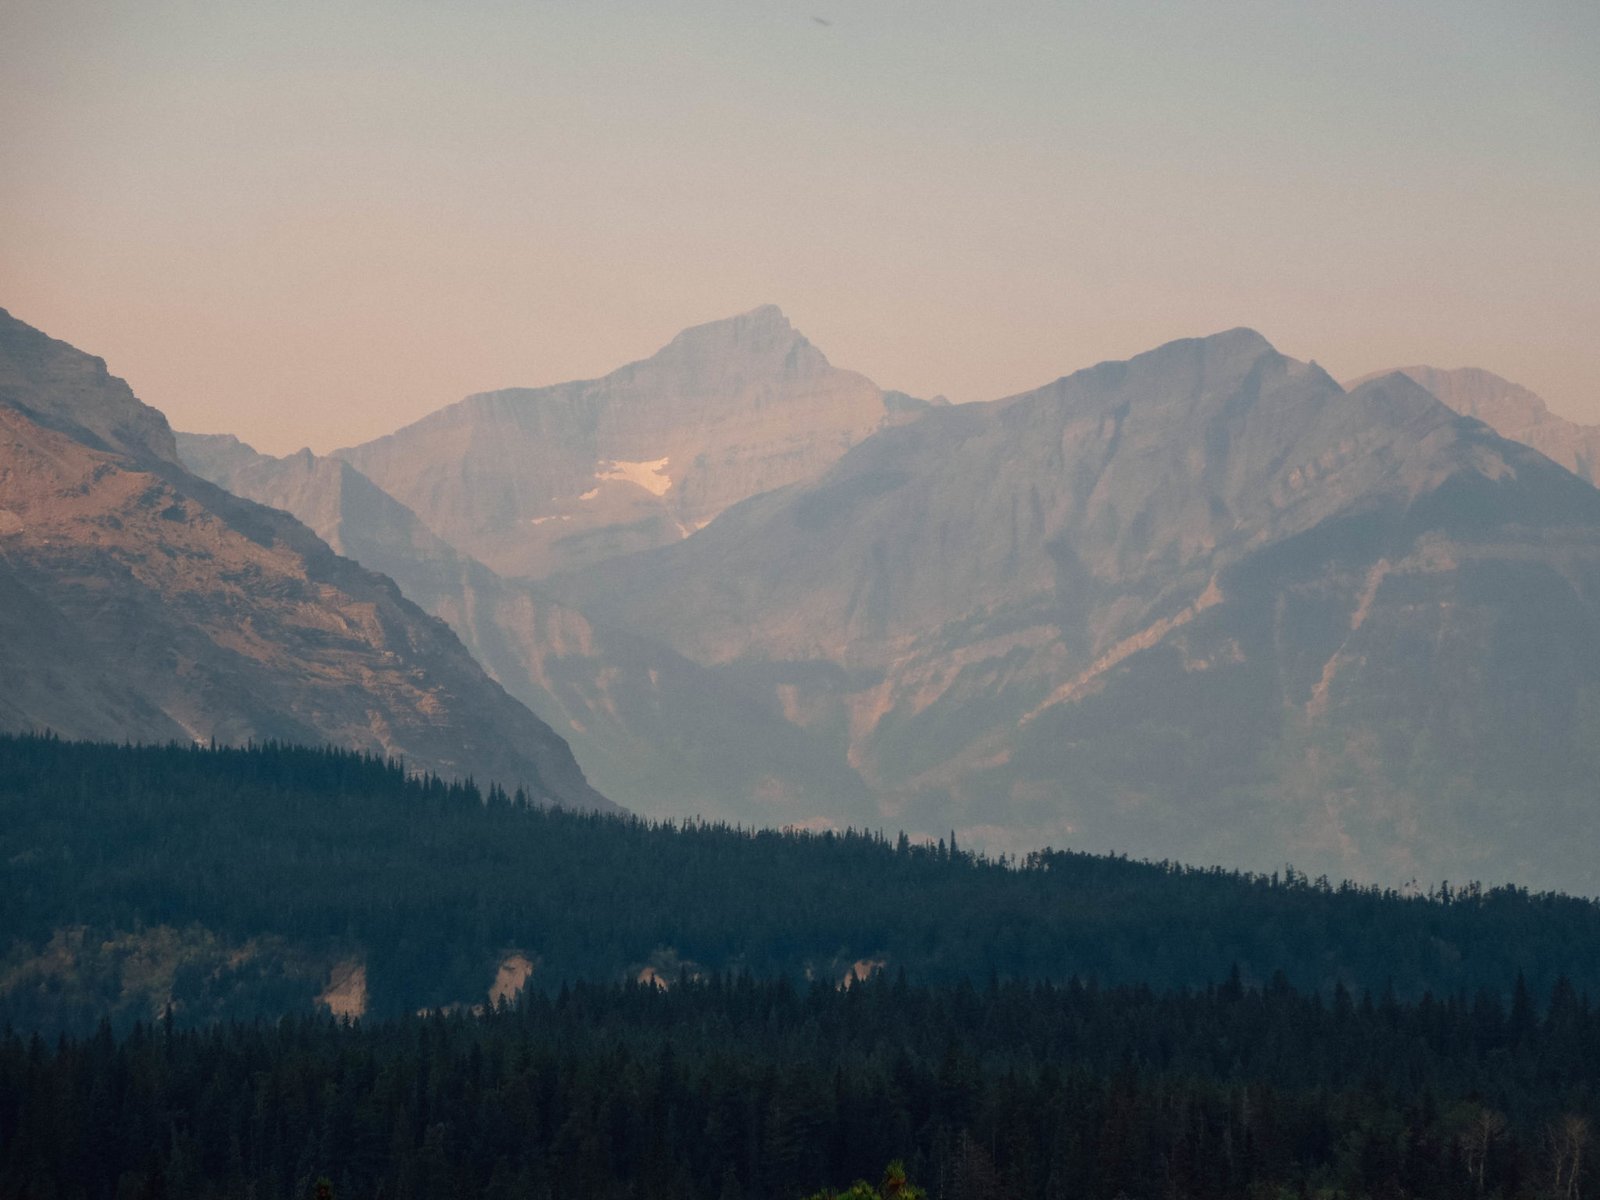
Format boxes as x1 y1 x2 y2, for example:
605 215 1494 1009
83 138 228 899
1349 365 1557 425
740 302 790 325
1347 364 1600 487
1039 327 1285 406
337 301 886 578
1171 326 1278 360
1078 327 1282 387
726 302 792 330
660 304 812 361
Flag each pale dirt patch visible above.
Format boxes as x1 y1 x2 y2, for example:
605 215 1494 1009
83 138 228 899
636 966 670 990
1469 445 1515 482
777 683 806 726
1307 559 1390 719
842 958 886 989
489 953 536 1006
1180 635 1244 673
318 959 367 1019
1021 577 1225 723
634 948 701 990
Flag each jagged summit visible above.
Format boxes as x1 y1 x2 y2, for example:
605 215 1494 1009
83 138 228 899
1113 327 1286 384
1351 365 1545 421
176 431 266 475
1107 326 1280 369
335 308 920 579
667 303 797 344
1159 325 1277 356
999 327 1289 413
636 303 830 381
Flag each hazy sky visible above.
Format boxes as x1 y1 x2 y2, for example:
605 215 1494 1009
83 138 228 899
3 1 1597 454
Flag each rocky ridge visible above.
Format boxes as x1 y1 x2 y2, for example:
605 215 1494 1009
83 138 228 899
1349 364 1600 487
0 309 614 811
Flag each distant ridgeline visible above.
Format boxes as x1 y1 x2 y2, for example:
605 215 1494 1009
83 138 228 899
4 734 1600 1034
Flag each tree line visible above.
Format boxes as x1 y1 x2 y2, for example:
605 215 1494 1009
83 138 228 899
3 968 1598 1199
4 733 1600 1033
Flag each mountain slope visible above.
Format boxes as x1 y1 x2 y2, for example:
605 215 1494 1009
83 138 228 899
177 432 871 821
178 434 465 584
0 310 613 811
0 308 180 466
1348 364 1600 486
563 331 1600 889
334 305 938 579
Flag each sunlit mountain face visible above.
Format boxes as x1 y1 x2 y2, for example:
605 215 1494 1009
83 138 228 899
0 308 614 812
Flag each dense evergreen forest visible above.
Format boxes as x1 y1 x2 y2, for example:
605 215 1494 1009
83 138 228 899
5 735 1600 1197
5 970 1600 1199
5 734 1600 1033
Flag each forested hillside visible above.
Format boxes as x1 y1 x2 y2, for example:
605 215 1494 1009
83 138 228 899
4 735 1600 1034
5 971 1599 1199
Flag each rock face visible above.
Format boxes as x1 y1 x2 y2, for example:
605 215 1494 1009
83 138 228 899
178 432 871 821
1348 365 1600 487
0 310 614 812
334 306 937 580
0 308 180 467
564 331 1600 891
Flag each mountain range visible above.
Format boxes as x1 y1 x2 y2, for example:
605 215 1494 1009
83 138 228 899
13 301 1600 891
560 329 1600 888
0 308 613 812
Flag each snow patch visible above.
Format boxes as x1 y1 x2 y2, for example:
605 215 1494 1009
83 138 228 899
596 457 672 496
